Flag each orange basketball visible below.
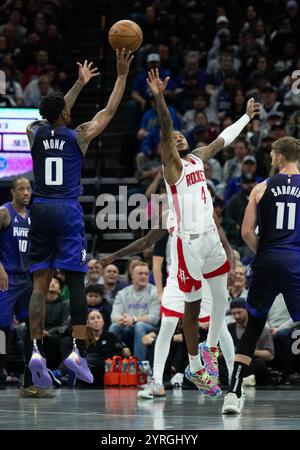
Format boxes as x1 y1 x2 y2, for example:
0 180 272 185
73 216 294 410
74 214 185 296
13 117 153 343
108 20 143 53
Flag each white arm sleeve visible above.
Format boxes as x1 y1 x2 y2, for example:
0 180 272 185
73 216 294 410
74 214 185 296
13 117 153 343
219 114 250 147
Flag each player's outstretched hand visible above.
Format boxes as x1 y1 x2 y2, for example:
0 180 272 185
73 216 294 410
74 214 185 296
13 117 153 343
77 60 100 86
0 263 8 291
147 68 170 97
246 97 261 119
116 48 134 76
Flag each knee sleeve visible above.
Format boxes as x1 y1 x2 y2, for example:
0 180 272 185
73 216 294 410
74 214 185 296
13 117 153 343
236 313 267 358
65 271 87 326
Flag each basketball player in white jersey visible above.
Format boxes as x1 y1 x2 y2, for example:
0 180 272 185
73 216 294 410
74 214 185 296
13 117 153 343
99 211 236 399
147 68 260 395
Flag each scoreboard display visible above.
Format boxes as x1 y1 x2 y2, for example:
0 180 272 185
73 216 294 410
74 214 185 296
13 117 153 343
0 107 41 180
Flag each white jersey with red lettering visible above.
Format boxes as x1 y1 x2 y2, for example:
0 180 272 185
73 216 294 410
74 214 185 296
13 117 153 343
164 153 214 236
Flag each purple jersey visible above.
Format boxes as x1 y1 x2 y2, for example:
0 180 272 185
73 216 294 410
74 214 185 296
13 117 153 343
31 124 84 199
0 202 30 273
257 173 300 252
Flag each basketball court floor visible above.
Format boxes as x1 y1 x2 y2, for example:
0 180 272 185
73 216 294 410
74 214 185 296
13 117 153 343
0 387 300 430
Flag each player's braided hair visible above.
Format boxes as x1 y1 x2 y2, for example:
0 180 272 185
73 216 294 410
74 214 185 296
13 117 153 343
39 92 65 125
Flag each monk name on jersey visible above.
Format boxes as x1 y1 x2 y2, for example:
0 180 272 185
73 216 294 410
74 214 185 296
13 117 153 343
43 139 66 151
271 185 300 198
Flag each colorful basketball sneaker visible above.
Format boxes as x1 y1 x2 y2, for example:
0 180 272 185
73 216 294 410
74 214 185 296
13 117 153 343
199 341 219 383
185 365 221 397
64 349 93 384
29 349 53 389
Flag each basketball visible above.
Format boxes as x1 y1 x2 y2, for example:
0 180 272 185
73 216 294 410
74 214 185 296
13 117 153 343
108 20 143 53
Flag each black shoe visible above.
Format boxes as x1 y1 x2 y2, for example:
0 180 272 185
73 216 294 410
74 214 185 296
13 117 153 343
163 380 174 390
181 376 198 390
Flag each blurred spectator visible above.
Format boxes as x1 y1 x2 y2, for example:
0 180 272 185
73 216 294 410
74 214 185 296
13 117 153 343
23 74 53 106
57 310 130 387
0 9 27 46
109 261 160 361
85 258 103 286
20 49 56 88
181 93 217 134
17 31 41 70
225 155 263 204
86 284 112 328
210 72 241 121
228 298 274 385
268 293 300 384
228 263 248 302
227 173 258 248
206 52 237 95
137 95 180 153
0 64 23 106
259 84 283 123
255 134 273 178
129 52 174 129
223 139 249 182
53 269 70 301
175 51 207 95
102 264 127 306
214 197 239 247
229 89 247 121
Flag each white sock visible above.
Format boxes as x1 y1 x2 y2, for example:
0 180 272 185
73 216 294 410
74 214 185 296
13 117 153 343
219 320 235 380
206 274 228 347
152 316 179 385
189 353 203 372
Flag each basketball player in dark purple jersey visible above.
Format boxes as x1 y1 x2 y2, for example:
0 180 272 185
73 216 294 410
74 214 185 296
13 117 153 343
0 178 31 386
26 49 134 390
223 136 300 414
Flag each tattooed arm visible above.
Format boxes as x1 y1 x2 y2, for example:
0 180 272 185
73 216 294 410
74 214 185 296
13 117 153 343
192 98 261 163
99 228 166 268
147 69 182 185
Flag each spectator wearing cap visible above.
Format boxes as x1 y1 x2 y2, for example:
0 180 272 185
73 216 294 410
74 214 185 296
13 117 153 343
259 84 283 123
223 138 249 182
211 15 230 50
228 298 274 385
226 172 258 248
225 155 263 204
130 52 174 117
86 284 112 328
102 264 127 306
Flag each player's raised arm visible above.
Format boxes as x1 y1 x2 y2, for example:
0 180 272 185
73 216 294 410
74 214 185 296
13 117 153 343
76 48 134 154
192 98 261 163
147 69 182 184
64 59 100 110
